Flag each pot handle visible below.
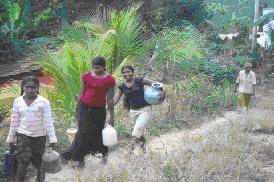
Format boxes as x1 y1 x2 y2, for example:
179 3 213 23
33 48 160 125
46 147 53 153
152 82 163 90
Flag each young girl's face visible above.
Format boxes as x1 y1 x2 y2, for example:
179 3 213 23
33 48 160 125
122 68 134 81
92 65 105 75
23 81 38 97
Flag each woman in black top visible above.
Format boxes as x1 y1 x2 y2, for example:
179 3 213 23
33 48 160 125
113 65 165 152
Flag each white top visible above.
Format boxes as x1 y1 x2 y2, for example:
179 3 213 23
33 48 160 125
236 70 256 94
263 23 272 33
269 20 274 29
6 95 57 143
263 20 274 32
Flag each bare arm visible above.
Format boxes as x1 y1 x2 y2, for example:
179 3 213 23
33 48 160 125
113 88 123 106
75 81 85 120
234 73 240 93
76 81 85 101
251 73 256 96
234 83 239 93
251 84 255 96
142 79 154 86
107 87 115 126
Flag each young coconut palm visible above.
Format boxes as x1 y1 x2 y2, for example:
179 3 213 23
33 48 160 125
34 3 149 126
151 26 208 77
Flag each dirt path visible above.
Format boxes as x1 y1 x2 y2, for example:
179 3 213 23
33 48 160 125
29 84 274 182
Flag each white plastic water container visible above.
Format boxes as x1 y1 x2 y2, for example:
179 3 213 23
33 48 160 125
102 124 118 146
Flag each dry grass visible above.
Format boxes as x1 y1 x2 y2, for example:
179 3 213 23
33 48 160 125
1 66 273 182
258 119 274 133
72 121 272 182
65 85 274 182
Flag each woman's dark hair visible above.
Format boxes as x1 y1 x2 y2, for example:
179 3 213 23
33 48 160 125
121 65 134 73
120 65 135 110
21 76 40 95
92 56 106 67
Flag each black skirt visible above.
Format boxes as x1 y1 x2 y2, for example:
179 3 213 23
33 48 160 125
61 101 108 162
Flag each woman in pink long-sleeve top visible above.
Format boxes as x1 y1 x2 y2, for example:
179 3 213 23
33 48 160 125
6 76 57 182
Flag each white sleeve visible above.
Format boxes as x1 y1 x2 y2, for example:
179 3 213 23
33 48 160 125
6 100 20 143
43 100 57 143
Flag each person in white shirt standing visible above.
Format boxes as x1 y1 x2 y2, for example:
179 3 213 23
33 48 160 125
263 21 272 49
234 62 256 113
6 76 57 182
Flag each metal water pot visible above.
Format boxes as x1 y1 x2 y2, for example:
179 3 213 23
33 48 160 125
42 148 62 174
144 82 164 105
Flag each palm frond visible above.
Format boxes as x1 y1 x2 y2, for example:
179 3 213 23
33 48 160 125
96 29 116 70
33 2 149 122
113 55 135 83
58 24 90 44
74 21 107 36
40 61 75 114
33 42 95 117
110 2 147 60
166 74 207 94
153 26 208 74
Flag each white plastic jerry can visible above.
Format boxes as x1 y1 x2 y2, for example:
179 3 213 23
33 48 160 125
102 124 118 146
